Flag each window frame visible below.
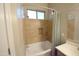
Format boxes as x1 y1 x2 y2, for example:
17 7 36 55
27 9 37 19
27 9 45 20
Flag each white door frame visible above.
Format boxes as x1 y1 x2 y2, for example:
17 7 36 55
4 4 16 56
4 3 25 56
0 4 9 56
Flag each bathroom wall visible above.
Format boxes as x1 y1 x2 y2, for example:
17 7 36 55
22 3 52 44
67 19 75 40
48 3 79 44
23 19 52 44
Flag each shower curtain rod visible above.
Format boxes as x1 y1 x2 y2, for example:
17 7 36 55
26 5 56 12
38 6 57 13
38 6 55 11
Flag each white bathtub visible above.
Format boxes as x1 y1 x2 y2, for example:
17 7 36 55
25 41 51 56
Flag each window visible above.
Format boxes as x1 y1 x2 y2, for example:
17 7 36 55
27 10 36 19
37 12 44 19
27 10 45 20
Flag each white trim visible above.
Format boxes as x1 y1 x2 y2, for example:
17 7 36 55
0 4 9 56
4 4 16 56
4 4 26 56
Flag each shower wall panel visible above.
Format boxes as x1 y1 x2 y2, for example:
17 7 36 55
67 19 75 40
23 19 52 44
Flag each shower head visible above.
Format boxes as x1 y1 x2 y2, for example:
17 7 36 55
51 10 57 15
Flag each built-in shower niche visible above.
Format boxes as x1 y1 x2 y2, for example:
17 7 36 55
67 18 75 41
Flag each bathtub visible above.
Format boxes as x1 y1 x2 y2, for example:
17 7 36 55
25 41 51 56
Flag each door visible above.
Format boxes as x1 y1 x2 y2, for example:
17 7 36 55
0 3 25 56
0 4 9 56
4 3 25 56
